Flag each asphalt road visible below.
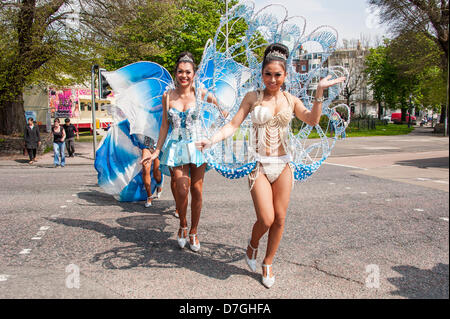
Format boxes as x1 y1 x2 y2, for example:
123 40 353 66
0 127 448 299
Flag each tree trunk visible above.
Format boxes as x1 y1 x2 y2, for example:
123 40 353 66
439 104 446 124
401 105 407 122
0 93 26 135
378 100 383 120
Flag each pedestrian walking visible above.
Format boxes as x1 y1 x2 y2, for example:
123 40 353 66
63 118 79 157
24 117 41 164
52 118 66 167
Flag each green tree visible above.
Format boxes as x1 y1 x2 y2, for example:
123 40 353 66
365 42 398 118
369 0 449 132
0 0 100 135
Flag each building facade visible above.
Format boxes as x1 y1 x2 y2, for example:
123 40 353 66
293 42 379 118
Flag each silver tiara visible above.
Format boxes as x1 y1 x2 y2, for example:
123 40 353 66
266 50 287 61
179 55 194 63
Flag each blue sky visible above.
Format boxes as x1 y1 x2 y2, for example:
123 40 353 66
250 0 389 46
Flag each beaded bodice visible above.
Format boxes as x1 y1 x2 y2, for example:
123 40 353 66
167 107 198 141
249 90 294 157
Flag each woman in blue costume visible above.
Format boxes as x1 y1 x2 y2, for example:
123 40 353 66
143 51 228 252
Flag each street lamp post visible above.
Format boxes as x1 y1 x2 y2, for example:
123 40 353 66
408 94 413 129
91 64 98 160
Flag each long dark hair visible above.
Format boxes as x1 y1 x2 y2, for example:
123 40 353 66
262 43 289 71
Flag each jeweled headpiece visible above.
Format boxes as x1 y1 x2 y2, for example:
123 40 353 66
179 55 194 63
266 50 287 61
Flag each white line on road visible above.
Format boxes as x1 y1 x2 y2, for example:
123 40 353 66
414 209 425 212
31 237 41 240
434 180 449 185
440 217 449 222
40 226 50 231
417 178 431 181
385 199 392 202
19 249 31 255
60 205 67 208
0 274 10 282
66 200 73 203
360 192 368 194
324 162 368 170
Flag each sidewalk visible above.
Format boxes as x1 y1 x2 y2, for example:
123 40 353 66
0 142 95 168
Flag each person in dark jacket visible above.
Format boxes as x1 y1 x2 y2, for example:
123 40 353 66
24 117 41 164
63 118 79 157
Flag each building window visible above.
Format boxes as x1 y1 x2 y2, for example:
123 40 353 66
301 65 306 71
80 102 86 112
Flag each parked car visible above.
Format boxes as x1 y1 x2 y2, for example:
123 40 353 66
391 113 416 124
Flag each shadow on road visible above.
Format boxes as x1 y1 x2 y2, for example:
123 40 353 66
76 189 177 216
47 210 255 281
388 263 449 299
395 157 449 169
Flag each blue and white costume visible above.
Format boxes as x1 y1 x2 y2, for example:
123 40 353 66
94 1 350 201
159 104 211 176
196 2 350 184
94 62 172 202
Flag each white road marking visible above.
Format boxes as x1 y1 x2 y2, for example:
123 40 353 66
360 192 368 194
440 217 449 222
31 237 41 240
324 162 368 170
40 226 50 231
434 180 449 184
328 182 336 185
345 187 352 190
414 209 424 212
72 194 77 197
66 200 73 203
0 274 10 282
19 249 31 255
385 199 392 202
60 205 67 208
417 178 431 181
362 146 400 150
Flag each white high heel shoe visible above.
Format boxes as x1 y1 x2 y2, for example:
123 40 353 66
262 264 275 288
245 241 258 272
189 233 201 252
177 227 188 249
144 197 152 208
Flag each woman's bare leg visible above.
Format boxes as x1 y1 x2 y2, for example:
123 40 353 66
142 149 152 199
172 165 190 237
262 164 293 277
169 168 179 216
152 157 162 189
247 171 274 261
188 163 206 245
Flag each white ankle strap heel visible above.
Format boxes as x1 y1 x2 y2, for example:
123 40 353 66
262 264 275 288
245 241 258 272
189 233 201 252
177 227 188 249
